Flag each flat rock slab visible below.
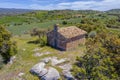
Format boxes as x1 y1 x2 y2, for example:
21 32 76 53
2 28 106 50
58 63 72 71
30 62 60 80
40 67 60 80
41 57 68 66
34 52 51 57
51 57 67 66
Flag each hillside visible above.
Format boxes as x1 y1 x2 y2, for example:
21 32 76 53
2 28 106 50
106 9 120 14
0 8 120 80
0 8 33 16
0 9 119 35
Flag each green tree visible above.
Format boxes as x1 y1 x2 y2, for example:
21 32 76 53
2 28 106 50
72 31 119 80
31 28 47 39
72 49 118 80
102 34 120 76
0 25 17 63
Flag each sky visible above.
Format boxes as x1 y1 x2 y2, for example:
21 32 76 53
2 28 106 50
0 0 120 11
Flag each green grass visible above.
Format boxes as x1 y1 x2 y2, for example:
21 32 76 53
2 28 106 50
6 20 62 35
6 18 82 35
0 35 85 80
0 16 27 24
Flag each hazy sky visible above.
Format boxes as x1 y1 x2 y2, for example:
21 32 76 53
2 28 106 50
0 0 120 11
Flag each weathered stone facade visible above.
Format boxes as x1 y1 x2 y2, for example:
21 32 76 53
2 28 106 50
47 25 87 51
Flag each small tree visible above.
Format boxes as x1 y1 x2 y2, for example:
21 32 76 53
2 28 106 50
31 28 47 39
30 28 47 46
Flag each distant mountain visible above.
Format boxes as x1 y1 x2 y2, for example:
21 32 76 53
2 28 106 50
106 9 120 14
0 8 34 16
0 8 120 17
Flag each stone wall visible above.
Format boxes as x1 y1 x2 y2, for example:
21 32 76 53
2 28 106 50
47 31 67 50
66 35 86 50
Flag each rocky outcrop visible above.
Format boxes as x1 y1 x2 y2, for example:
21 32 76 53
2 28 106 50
30 62 60 80
30 57 75 80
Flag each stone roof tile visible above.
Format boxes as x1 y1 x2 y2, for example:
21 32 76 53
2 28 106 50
58 26 87 38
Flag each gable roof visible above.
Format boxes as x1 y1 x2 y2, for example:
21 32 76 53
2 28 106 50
58 26 87 38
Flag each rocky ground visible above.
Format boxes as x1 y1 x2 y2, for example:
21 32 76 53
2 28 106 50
30 55 74 80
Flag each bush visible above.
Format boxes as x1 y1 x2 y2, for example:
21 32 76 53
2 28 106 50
88 31 97 38
62 21 67 25
9 41 17 56
40 36 47 47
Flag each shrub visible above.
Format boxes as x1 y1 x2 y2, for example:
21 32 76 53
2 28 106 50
62 21 67 25
88 31 97 38
40 36 47 47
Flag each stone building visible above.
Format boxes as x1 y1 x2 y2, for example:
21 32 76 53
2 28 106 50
47 25 87 51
